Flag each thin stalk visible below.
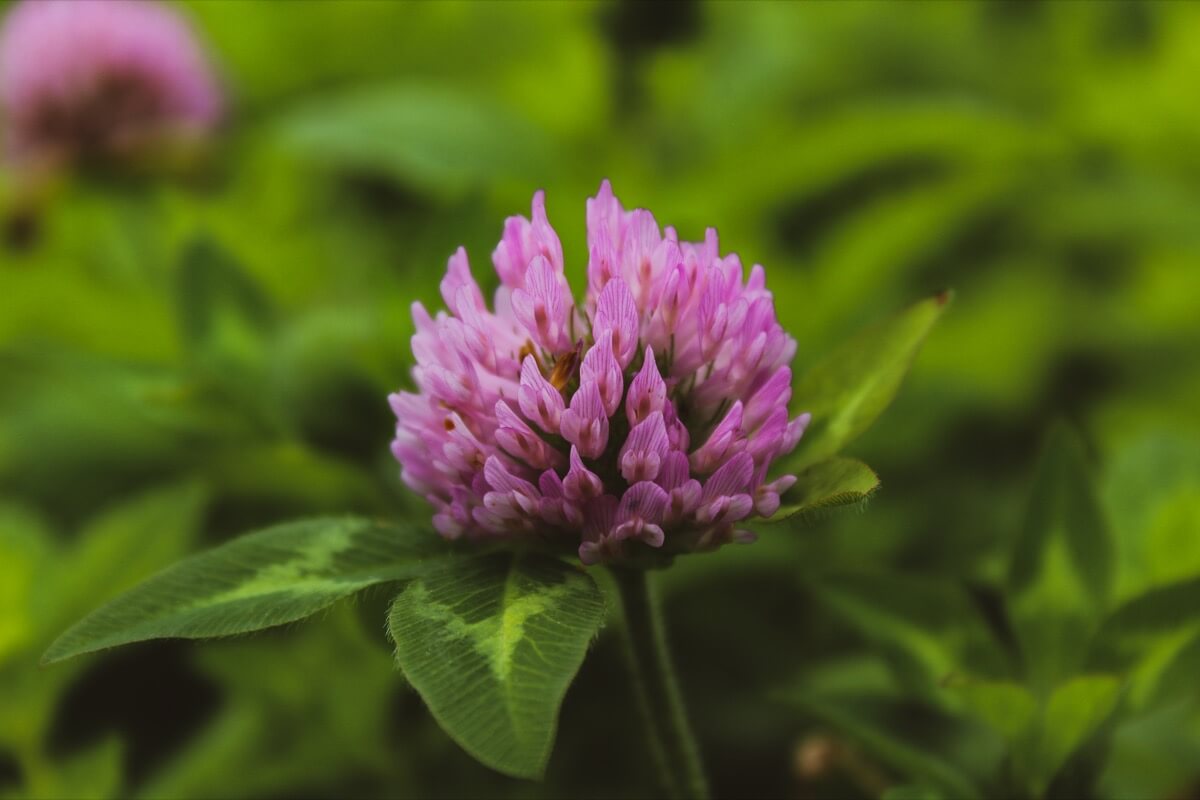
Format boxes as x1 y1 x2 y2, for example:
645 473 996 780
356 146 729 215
612 567 710 800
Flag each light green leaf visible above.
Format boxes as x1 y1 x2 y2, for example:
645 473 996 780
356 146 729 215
0 502 55 664
1007 425 1115 691
1035 675 1120 793
43 517 458 664
763 457 879 526
948 678 1038 744
1102 433 1200 601
388 553 606 779
788 292 950 467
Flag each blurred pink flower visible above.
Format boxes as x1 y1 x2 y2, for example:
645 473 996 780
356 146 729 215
390 182 810 564
0 0 221 166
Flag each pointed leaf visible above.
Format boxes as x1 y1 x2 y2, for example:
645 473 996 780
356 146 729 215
1007 425 1115 691
388 553 606 779
43 517 457 664
1102 576 1200 639
787 292 950 466
762 457 879 526
1035 675 1120 793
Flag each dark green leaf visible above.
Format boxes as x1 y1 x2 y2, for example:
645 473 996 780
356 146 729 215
788 292 950 467
43 517 458 664
1102 576 1200 639
388 553 606 779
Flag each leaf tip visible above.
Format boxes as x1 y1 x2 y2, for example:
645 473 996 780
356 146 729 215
933 288 955 307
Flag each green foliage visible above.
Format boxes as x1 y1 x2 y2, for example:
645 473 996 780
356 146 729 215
787 292 951 468
1007 425 1114 692
778 689 980 800
3 1 1199 797
43 517 457 664
276 83 552 194
388 554 606 779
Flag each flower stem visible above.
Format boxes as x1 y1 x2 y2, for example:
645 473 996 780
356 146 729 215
612 566 711 800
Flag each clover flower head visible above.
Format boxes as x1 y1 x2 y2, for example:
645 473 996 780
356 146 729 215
390 182 810 564
0 0 221 165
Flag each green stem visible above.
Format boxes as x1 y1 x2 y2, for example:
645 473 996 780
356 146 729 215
612 567 710 800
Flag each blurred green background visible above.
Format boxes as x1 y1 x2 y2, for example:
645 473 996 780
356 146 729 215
2 1 1199 798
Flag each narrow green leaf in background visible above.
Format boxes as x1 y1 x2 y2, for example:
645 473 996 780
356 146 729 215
43 517 457 664
810 573 972 692
388 553 606 780
788 292 950 467
762 457 879 526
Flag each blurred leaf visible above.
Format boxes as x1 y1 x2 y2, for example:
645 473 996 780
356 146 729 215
26 737 123 800
0 502 55 664
1096 576 1200 708
1102 576 1200 639
1034 675 1120 794
43 517 460 664
175 237 274 355
762 457 879 526
1100 699 1200 800
0 485 206 758
388 553 606 779
788 292 950 467
0 348 253 515
1007 425 1114 691
58 482 208 627
950 679 1037 745
139 609 402 800
809 573 974 693
777 689 980 800
948 674 1119 796
1103 433 1200 601
275 83 550 193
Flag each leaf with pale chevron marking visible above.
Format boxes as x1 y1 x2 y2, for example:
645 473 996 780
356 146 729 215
388 553 606 779
44 517 457 664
